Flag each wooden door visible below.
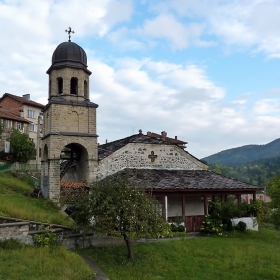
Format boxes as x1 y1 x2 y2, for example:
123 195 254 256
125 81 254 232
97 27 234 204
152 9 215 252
185 215 204 232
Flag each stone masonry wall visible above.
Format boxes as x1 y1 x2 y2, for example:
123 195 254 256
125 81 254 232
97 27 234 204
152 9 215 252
0 222 33 244
49 67 89 99
94 143 207 180
0 218 96 249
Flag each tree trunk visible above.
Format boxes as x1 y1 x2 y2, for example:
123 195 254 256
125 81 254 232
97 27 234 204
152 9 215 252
123 233 134 260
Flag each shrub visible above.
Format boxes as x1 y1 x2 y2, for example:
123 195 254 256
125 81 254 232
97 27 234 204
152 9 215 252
235 221 247 232
177 225 186 232
170 223 178 232
200 215 223 236
34 226 58 247
271 208 280 230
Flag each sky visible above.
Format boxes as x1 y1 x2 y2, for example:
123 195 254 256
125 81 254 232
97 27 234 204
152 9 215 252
0 0 280 159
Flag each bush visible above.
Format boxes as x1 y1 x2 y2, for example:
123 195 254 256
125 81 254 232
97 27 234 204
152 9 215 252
235 221 247 232
170 223 178 232
177 225 186 232
271 208 280 230
34 226 58 247
200 214 223 236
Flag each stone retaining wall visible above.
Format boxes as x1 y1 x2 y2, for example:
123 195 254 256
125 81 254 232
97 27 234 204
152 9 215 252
0 216 95 250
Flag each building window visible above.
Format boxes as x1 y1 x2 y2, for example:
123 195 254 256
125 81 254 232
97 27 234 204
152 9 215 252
17 122 23 131
6 120 13 128
29 124 35 132
28 110 35 118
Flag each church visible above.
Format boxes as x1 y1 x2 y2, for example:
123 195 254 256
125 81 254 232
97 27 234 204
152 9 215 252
41 32 263 232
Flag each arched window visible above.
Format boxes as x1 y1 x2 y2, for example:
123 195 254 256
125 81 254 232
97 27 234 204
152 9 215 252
49 80 51 96
84 80 88 98
57 78 63 94
70 77 78 95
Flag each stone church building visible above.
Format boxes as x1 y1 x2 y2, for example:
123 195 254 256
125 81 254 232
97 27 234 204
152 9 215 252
41 38 263 232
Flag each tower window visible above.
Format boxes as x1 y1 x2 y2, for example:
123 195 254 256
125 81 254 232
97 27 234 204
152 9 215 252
49 80 51 95
84 80 88 98
71 77 78 95
58 77 63 94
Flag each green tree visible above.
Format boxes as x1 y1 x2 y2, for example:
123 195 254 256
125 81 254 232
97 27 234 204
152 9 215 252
0 118 3 139
10 129 35 163
67 177 170 260
267 173 280 229
267 173 280 207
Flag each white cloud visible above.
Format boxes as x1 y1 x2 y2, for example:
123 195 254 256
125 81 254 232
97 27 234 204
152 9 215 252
253 99 280 115
134 14 204 49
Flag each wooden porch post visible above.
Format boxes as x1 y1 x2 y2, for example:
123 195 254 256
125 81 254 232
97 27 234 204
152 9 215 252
221 194 225 204
204 195 208 215
165 196 168 221
182 195 186 228
162 196 166 220
253 193 256 202
237 194 241 203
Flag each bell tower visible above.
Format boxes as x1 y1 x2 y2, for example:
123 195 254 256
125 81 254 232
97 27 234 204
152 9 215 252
41 29 98 200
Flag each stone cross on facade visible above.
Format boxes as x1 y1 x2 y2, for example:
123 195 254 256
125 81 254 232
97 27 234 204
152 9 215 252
65 27 75 42
148 151 157 162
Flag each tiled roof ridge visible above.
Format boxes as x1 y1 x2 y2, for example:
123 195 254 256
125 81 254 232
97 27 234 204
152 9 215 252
107 168 264 190
147 131 187 144
0 110 31 123
2 93 45 108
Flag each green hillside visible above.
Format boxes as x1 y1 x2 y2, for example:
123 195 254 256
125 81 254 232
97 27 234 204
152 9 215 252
202 138 280 166
208 156 280 187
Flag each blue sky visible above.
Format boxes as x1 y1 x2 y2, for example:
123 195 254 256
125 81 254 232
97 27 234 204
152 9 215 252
0 0 280 158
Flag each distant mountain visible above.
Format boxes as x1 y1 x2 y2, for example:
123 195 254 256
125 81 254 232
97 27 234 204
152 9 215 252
202 138 280 166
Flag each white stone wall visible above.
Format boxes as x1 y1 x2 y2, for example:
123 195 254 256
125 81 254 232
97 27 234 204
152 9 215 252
185 196 204 216
167 196 204 217
93 143 207 180
232 217 258 231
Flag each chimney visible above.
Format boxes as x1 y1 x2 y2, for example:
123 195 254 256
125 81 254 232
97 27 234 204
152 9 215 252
161 131 167 138
175 136 177 140
19 110 24 118
22 94 30 101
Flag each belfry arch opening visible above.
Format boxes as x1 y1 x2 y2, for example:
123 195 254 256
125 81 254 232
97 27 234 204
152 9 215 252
60 143 89 182
58 77 63 94
70 77 78 95
84 80 88 98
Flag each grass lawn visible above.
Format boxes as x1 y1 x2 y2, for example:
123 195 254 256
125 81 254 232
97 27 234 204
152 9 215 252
0 241 93 280
0 172 72 226
0 172 92 279
81 227 280 280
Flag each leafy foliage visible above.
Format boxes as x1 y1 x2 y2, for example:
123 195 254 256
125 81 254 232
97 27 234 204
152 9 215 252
34 226 58 247
10 129 35 163
234 221 247 232
267 173 280 230
200 214 223 235
66 177 170 259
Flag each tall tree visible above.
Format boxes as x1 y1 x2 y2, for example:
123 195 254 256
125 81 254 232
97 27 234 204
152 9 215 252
267 173 280 229
67 177 170 260
10 129 35 163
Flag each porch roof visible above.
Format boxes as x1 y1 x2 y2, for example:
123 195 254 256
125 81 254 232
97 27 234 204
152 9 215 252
104 168 263 192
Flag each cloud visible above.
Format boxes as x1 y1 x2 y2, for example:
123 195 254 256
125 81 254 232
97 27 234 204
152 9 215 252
134 14 204 49
87 54 280 158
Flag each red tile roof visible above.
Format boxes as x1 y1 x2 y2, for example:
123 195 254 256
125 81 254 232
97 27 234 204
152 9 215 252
1 93 45 109
0 111 30 123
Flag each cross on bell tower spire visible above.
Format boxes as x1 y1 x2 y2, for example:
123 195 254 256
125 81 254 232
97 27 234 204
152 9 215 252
65 27 74 42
